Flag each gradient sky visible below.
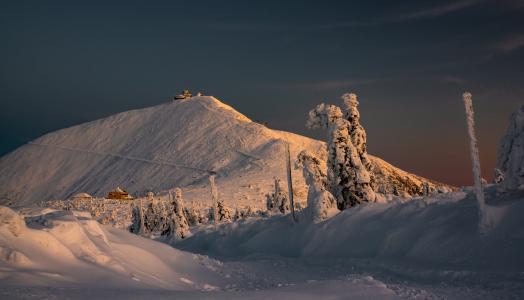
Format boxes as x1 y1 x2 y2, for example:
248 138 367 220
1 0 523 186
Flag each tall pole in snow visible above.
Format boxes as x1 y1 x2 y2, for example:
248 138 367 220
462 92 487 231
285 142 297 223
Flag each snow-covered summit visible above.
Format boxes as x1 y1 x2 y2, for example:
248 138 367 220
0 95 452 207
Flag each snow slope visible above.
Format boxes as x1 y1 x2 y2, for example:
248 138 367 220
0 96 452 207
178 187 524 271
0 206 228 290
175 187 524 298
0 206 399 299
2 187 523 299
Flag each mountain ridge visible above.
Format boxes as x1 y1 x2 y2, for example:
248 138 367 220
0 96 453 207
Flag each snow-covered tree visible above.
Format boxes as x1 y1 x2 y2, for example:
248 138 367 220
130 199 145 234
495 105 524 190
146 191 154 201
233 208 242 221
165 188 190 240
265 193 276 212
209 175 219 224
341 93 374 175
296 150 337 222
246 206 255 217
307 93 375 210
493 168 505 184
185 204 201 226
422 182 430 196
265 178 290 214
144 200 161 232
216 199 231 222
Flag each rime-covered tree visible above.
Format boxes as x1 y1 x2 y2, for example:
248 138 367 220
341 93 374 174
165 188 190 240
422 182 430 196
307 93 375 210
184 205 201 226
495 105 524 190
493 168 505 184
296 150 337 222
233 208 242 221
265 178 289 214
306 103 345 201
339 93 375 207
276 179 290 214
144 200 162 232
130 199 146 234
216 199 231 222
209 175 219 224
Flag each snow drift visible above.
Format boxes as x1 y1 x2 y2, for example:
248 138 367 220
0 206 402 299
178 187 524 273
0 206 228 290
0 96 452 207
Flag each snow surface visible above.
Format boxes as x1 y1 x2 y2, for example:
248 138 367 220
0 206 228 291
0 206 398 299
2 187 524 299
0 96 452 209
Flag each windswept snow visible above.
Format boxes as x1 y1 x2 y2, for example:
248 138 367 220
0 206 400 299
2 187 524 299
0 206 228 290
178 187 524 269
0 95 452 208
175 187 524 299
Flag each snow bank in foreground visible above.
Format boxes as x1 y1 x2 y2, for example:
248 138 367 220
0 206 227 290
178 188 524 271
0 277 397 300
0 206 400 299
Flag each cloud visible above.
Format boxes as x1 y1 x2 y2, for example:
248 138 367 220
493 34 524 53
206 1 485 33
399 0 484 20
268 78 382 92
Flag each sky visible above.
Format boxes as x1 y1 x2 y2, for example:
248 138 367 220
1 0 523 186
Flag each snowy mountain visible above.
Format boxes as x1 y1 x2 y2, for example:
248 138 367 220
0 96 453 207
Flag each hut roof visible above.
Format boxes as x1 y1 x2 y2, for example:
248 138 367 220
72 192 93 199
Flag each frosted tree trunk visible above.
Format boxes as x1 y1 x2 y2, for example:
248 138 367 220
209 174 219 225
285 142 297 222
462 92 488 231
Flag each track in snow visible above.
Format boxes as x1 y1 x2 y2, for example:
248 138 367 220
27 142 215 174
